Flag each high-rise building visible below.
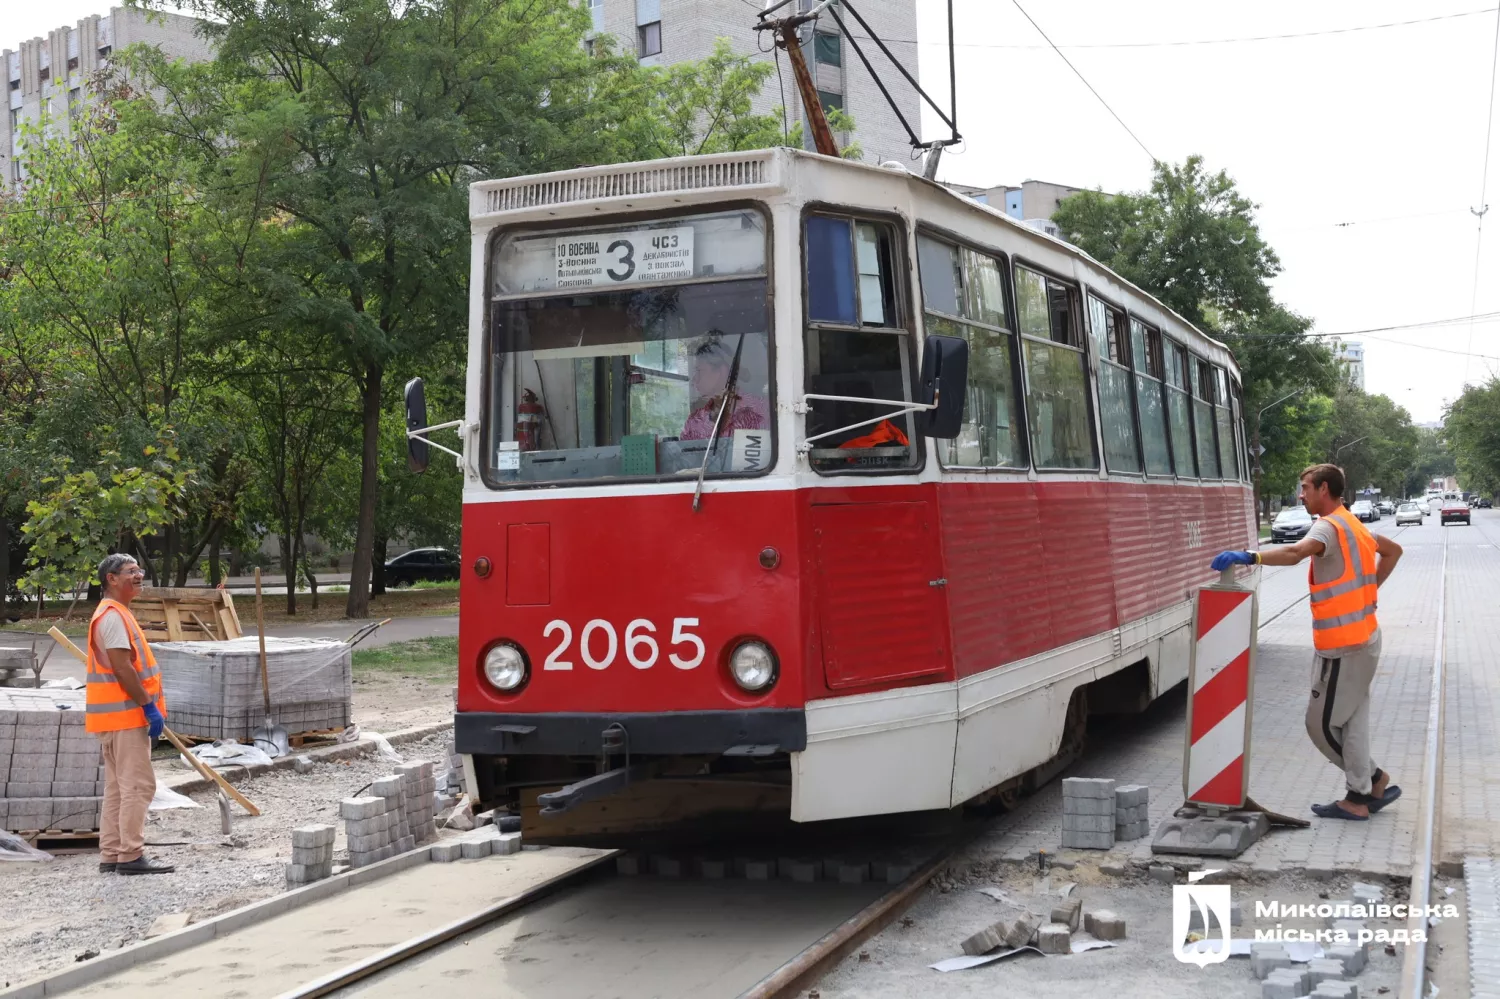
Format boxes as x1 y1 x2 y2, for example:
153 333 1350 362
591 0 922 167
1336 341 1365 391
2 7 212 190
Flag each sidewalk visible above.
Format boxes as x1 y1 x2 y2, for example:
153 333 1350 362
966 529 1446 880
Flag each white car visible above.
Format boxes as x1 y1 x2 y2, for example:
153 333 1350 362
1395 502 1424 526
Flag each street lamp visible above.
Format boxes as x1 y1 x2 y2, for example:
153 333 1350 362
1333 435 1369 459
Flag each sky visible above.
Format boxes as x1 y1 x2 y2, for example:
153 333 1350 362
913 1 1500 424
6 1 1497 423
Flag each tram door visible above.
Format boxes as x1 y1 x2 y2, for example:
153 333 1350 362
810 499 951 690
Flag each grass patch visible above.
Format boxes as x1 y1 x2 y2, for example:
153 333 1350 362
352 636 458 683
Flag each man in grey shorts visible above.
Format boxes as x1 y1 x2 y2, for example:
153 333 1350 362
1211 463 1403 820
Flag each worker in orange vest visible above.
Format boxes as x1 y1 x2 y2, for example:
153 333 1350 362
1211 463 1404 820
87 554 175 874
838 419 909 451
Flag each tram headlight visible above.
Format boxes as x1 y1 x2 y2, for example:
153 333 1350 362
483 643 528 692
728 641 777 692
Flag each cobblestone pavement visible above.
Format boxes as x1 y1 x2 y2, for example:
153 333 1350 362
1443 514 1500 869
965 515 1465 880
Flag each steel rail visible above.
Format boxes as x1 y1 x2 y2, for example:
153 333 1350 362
273 851 618 999
1398 525 1448 999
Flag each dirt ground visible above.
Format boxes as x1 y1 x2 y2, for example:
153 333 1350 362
0 731 456 989
816 847 1457 999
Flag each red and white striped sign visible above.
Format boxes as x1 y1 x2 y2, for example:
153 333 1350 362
1184 586 1256 809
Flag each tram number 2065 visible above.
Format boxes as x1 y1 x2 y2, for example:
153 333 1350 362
542 618 705 671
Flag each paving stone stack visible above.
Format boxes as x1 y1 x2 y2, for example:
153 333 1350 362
0 647 40 688
154 637 352 743
430 826 521 862
0 689 103 834
1061 777 1115 850
395 760 437 843
438 739 464 797
1114 784 1150 841
286 824 336 884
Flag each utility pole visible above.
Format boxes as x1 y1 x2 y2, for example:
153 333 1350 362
756 1 840 157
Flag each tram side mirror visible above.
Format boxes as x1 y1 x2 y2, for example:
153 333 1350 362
405 377 430 474
917 334 969 439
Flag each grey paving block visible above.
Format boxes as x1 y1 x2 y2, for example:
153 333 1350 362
1263 968 1307 999
292 824 336 848
1085 909 1126 941
1251 944 1292 979
1325 944 1366 976
460 837 492 859
340 796 384 821
1051 896 1082 931
348 830 389 853
1114 784 1149 808
1004 912 1043 949
50 781 94 796
494 832 521 856
1311 982 1357 999
7 782 51 798
1062 796 1116 816
1061 777 1115 799
1063 813 1114 833
285 860 332 883
430 841 463 863
1038 922 1071 954
1116 820 1151 841
960 920 1006 956
292 845 332 866
396 835 415 853
348 850 380 868
1061 829 1113 850
370 775 404 798
1307 958 1347 987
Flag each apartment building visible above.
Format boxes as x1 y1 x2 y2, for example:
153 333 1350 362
589 0 922 166
3 6 211 189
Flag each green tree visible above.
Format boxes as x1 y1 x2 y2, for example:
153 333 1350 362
1444 379 1500 498
1403 426 1455 498
138 0 650 617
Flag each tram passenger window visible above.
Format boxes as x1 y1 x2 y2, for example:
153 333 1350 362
1231 379 1249 482
1015 265 1096 469
1192 358 1220 478
1088 295 1140 474
1164 340 1196 477
804 215 915 473
918 235 1025 468
1214 366 1238 480
1131 320 1172 475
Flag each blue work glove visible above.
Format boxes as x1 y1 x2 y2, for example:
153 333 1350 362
1210 550 1257 572
142 702 165 740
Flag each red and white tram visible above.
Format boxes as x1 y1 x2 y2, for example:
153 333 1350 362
416 147 1255 840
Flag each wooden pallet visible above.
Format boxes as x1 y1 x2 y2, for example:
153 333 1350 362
132 587 243 642
289 727 344 748
14 829 100 850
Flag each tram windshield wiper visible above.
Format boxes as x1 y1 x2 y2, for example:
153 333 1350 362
692 333 746 512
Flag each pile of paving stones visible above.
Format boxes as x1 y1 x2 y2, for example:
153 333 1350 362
286 824 336 885
1061 777 1152 850
429 825 521 861
1252 881 1384 999
0 689 103 834
337 760 439 868
960 893 1126 957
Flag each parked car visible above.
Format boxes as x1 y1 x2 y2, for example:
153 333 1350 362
1395 502 1424 526
384 547 461 586
1350 500 1378 523
1441 499 1471 526
1270 506 1316 543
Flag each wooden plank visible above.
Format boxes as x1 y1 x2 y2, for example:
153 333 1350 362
220 593 243 639
162 604 184 642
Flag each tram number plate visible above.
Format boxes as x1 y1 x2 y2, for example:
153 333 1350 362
553 227 694 288
542 617 705 671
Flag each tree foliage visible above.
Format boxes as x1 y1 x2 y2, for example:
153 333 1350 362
1444 378 1500 498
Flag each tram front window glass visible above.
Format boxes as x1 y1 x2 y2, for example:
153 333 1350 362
1088 295 1140 474
918 234 1025 469
486 209 771 485
1015 265 1096 470
804 215 916 473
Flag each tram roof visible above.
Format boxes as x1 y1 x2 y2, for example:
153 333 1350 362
469 147 1238 377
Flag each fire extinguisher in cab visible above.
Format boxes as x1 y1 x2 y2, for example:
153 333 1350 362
516 389 544 452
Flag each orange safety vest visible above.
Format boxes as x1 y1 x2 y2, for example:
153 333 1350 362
1308 506 1380 651
838 419 910 450
86 598 166 733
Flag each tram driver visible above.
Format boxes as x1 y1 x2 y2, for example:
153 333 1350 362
680 335 769 441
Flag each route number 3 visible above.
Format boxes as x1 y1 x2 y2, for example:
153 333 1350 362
543 618 704 671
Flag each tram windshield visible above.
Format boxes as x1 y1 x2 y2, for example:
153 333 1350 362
485 209 771 485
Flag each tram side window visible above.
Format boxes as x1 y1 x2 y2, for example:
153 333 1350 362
917 235 1025 468
1088 295 1140 474
1192 358 1221 478
804 215 916 473
1164 339 1196 478
1231 378 1249 482
1015 266 1096 469
1130 319 1172 475
1214 366 1238 480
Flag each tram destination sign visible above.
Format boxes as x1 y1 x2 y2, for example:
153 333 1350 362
554 227 694 289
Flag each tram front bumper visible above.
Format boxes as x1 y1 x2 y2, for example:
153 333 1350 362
455 709 807 757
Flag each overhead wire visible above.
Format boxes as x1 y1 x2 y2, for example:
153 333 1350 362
1009 0 1156 164
1464 5 1500 383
